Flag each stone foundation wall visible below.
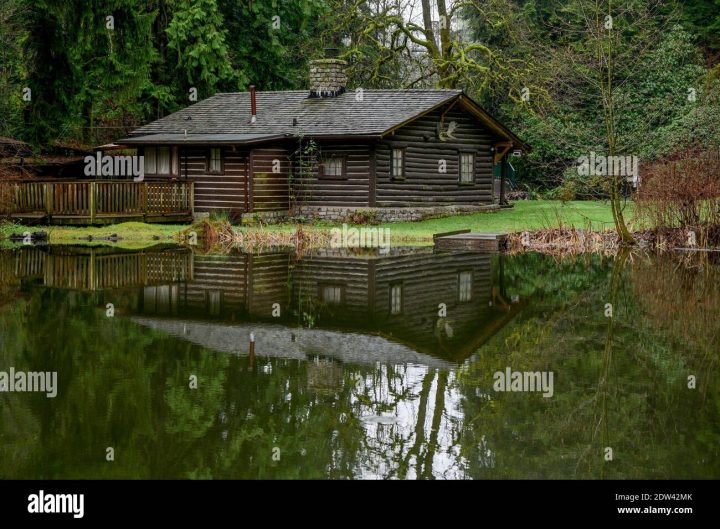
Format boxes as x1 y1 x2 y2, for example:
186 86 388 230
241 210 289 223
291 204 499 223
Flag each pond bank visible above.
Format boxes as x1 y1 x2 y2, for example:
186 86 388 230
0 200 627 248
506 226 720 254
13 199 716 255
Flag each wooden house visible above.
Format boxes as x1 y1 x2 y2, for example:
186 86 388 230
119 55 529 222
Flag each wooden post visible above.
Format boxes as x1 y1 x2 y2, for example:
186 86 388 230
248 151 255 213
500 154 508 206
189 181 195 215
142 182 148 221
44 182 52 217
89 181 96 223
368 145 377 207
89 248 96 290
249 332 256 368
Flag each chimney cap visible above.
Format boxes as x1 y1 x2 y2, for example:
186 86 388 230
324 47 340 58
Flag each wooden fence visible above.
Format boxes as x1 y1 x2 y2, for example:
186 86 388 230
1 180 194 224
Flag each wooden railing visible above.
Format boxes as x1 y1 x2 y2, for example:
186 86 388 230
1 180 194 224
1 247 193 291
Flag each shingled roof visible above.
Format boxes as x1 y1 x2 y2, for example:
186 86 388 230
122 89 528 149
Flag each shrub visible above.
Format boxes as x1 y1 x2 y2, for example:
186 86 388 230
636 148 720 244
345 209 380 225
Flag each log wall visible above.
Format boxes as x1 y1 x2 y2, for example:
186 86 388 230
292 142 372 207
375 104 496 206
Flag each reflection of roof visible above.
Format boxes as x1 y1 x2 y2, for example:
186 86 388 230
367 303 524 363
131 317 455 368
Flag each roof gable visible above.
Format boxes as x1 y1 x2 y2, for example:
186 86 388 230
130 90 460 138
125 89 528 149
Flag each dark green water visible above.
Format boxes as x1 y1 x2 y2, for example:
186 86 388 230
0 245 718 479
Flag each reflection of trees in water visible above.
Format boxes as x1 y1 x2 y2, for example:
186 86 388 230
2 251 719 479
0 285 467 478
630 252 720 397
353 366 465 480
455 251 720 479
584 248 628 479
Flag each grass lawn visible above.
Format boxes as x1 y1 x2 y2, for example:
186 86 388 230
0 221 184 249
382 199 633 241
1 200 634 245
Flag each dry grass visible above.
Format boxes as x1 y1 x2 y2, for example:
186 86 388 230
178 220 333 254
507 227 621 255
233 224 333 256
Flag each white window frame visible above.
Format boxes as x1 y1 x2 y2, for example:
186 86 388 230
144 146 172 175
458 271 473 302
390 284 402 315
321 285 343 304
209 147 222 173
392 148 405 179
460 152 475 184
322 157 344 178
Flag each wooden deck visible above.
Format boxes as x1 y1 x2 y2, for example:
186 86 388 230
433 230 509 251
1 180 194 224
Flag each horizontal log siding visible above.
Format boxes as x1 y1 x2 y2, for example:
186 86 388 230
179 254 248 317
293 143 371 207
182 147 248 213
372 251 493 338
372 251 497 361
375 105 495 206
250 148 290 212
247 252 291 317
292 256 371 322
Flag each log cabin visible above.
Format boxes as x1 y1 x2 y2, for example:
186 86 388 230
118 54 529 223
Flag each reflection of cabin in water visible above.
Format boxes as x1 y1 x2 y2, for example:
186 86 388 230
139 247 519 362
2 245 520 363
291 249 513 361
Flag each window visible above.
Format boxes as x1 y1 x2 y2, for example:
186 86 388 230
392 148 405 179
144 147 156 174
157 147 171 175
390 284 402 315
207 291 222 316
458 271 473 302
321 156 345 178
144 146 172 175
321 285 343 304
208 148 222 173
460 152 475 184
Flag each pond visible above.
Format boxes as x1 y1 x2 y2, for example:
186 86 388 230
0 244 718 479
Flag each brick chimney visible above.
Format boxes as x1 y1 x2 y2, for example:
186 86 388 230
308 49 347 98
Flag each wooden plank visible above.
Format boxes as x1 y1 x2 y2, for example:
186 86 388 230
433 229 471 240
434 232 508 251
